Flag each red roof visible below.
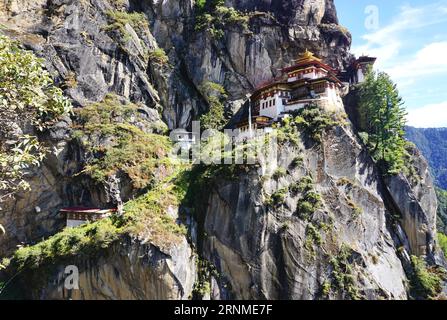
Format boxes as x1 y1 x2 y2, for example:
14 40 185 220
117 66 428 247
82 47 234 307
60 207 117 214
254 76 287 90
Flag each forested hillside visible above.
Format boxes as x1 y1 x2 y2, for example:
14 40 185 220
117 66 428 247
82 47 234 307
406 127 447 189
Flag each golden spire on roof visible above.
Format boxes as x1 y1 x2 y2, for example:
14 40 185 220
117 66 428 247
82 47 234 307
295 49 322 63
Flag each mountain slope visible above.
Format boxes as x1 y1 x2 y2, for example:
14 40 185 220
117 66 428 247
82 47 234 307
405 127 447 189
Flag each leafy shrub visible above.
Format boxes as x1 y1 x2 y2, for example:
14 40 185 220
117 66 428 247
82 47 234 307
410 255 445 299
273 167 287 180
290 176 322 220
321 281 332 297
74 94 172 190
266 187 289 208
305 223 323 252
291 103 338 143
195 0 207 12
123 180 188 249
104 10 148 41
0 34 71 202
13 218 122 269
290 155 304 168
195 2 250 39
438 233 447 259
148 48 169 64
329 244 361 300
274 117 301 146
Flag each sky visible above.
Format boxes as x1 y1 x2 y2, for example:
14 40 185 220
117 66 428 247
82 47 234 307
335 0 447 128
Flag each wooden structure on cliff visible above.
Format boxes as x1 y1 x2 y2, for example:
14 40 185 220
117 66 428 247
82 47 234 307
60 207 116 228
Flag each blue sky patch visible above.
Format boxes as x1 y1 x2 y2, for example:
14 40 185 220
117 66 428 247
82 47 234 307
336 0 447 127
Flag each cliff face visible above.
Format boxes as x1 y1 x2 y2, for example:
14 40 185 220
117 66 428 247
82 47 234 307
200 123 446 299
9 236 196 300
0 0 351 257
405 127 447 190
0 0 443 300
201 124 409 300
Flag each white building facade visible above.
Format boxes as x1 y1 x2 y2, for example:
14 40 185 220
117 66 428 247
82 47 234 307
250 50 345 122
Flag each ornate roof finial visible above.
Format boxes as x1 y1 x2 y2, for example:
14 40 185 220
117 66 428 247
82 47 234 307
303 49 312 59
295 49 322 63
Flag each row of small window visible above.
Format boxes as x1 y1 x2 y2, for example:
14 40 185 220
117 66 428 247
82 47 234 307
261 99 276 109
240 125 261 132
279 91 291 98
289 68 322 78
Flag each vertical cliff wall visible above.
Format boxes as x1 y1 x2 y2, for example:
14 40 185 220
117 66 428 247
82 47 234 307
0 0 444 300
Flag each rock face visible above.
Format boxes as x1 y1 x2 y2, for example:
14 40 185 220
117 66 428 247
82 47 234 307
384 147 438 259
201 125 408 300
12 236 196 300
180 0 351 100
0 119 72 256
0 0 443 300
0 0 351 255
227 0 338 25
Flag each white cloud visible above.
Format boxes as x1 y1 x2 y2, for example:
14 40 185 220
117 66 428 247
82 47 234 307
386 41 447 81
352 1 447 71
407 102 447 128
352 1 447 128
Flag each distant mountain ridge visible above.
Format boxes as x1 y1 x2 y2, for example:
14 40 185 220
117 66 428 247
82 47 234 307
405 126 447 190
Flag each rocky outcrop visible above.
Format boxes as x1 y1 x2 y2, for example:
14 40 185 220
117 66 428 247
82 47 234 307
9 236 196 300
384 147 438 259
0 0 351 254
344 90 442 264
0 118 72 256
200 124 409 300
181 0 351 100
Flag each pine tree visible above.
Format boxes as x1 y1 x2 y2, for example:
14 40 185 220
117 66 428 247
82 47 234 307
358 70 408 174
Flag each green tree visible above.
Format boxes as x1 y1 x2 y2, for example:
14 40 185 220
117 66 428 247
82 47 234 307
0 35 71 204
358 70 408 174
438 232 447 257
199 81 229 131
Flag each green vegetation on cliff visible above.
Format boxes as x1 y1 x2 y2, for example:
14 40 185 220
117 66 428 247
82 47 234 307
437 232 447 258
73 94 172 190
328 244 361 300
294 176 322 220
9 165 189 271
0 34 71 203
275 103 346 145
195 1 250 39
199 82 229 131
410 255 445 299
148 48 169 65
123 174 188 249
104 10 149 41
13 218 122 270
